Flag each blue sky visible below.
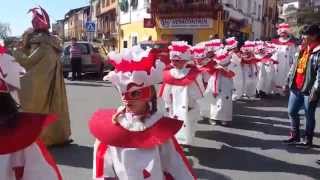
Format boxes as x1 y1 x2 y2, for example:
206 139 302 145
0 0 89 36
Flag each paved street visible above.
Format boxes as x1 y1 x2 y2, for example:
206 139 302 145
50 79 320 180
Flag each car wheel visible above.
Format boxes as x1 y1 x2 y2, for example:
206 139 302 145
98 63 105 80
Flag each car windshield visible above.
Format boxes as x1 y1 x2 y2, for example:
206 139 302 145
64 43 90 56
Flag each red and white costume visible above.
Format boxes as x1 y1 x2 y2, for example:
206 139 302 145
0 43 25 102
159 41 204 145
255 42 277 94
271 23 297 94
91 110 196 180
91 46 196 180
191 43 216 118
0 46 62 180
240 41 259 97
0 117 62 180
225 37 244 100
205 49 235 122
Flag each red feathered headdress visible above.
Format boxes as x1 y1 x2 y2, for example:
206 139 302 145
28 6 50 31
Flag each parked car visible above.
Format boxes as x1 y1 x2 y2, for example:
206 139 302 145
61 41 113 79
139 40 170 65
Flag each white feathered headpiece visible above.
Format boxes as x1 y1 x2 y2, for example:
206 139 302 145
191 43 207 59
168 41 192 61
104 46 165 93
205 39 223 52
225 37 238 50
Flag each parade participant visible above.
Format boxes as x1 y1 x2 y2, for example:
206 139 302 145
225 37 244 100
191 43 216 119
271 23 297 95
0 40 25 102
205 49 235 126
240 41 259 98
203 38 224 87
255 42 277 98
0 47 62 180
283 24 320 149
89 46 196 179
192 43 213 89
159 41 204 146
13 7 72 146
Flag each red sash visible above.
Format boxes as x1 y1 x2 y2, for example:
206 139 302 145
162 65 200 86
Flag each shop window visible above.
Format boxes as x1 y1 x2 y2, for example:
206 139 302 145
247 0 252 13
123 41 128 48
132 36 138 46
258 5 262 20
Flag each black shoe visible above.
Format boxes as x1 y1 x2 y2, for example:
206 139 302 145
316 160 320 165
283 137 300 145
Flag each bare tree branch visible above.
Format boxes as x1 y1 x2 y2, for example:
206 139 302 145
0 22 11 39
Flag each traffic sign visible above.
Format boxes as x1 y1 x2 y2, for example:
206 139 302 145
86 21 96 32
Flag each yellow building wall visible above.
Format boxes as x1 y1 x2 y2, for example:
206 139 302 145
156 19 224 45
119 19 224 50
119 21 158 51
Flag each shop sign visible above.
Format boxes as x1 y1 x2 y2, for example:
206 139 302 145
159 18 213 29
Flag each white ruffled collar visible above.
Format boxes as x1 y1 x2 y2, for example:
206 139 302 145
279 37 291 43
117 112 162 132
169 67 191 79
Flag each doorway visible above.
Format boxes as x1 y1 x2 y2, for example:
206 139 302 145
161 34 193 45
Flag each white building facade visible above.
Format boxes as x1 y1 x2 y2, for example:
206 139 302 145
119 0 154 49
222 0 265 40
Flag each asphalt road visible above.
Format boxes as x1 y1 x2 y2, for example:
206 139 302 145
50 79 320 180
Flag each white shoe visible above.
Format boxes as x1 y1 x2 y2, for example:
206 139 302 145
209 119 217 125
232 95 239 101
221 121 229 126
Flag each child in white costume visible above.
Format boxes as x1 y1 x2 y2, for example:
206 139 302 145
225 37 244 100
255 42 277 97
159 41 204 146
0 46 62 180
205 48 235 125
90 46 196 180
191 43 216 119
240 41 259 97
271 23 297 95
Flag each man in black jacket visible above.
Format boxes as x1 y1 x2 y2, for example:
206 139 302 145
283 24 320 149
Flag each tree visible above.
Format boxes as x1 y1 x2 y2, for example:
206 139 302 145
0 22 11 39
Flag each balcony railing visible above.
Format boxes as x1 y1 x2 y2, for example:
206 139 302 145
151 0 222 17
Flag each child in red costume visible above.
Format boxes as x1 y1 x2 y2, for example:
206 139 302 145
0 45 62 180
90 46 197 180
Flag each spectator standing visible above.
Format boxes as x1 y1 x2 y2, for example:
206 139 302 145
283 24 320 149
70 37 82 81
